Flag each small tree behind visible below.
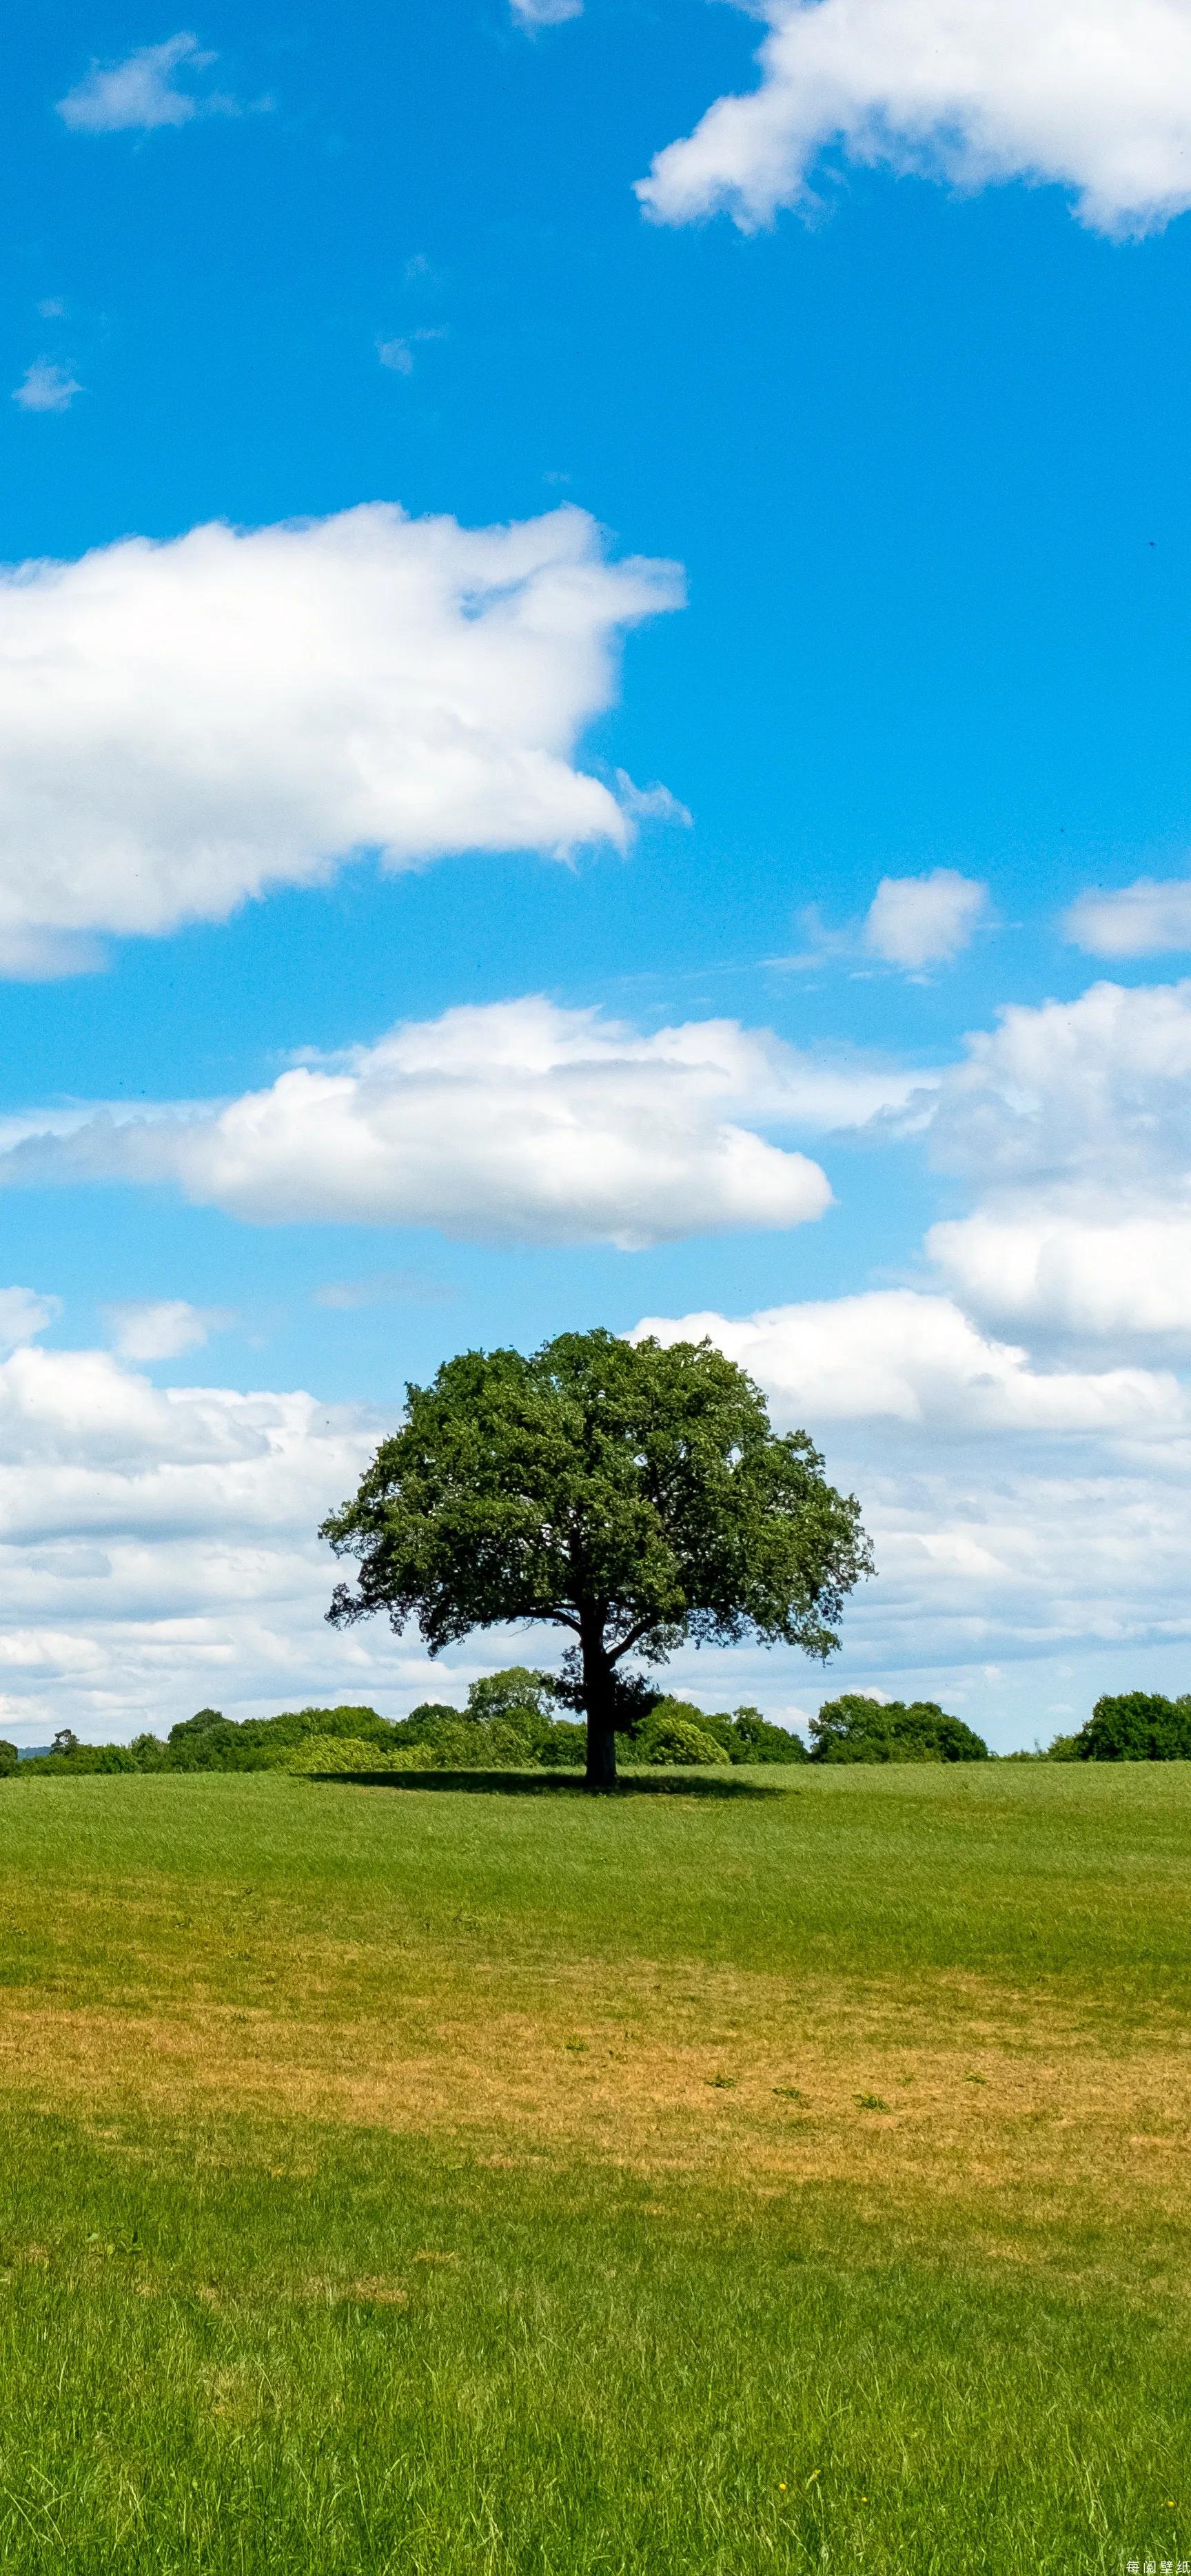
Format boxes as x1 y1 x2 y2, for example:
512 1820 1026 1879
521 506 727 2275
321 1327 871 1788
811 1694 988 1764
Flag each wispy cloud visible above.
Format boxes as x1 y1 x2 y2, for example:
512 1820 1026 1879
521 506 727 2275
376 327 447 377
1063 876 1191 958
12 361 82 415
613 770 692 827
314 1270 458 1310
57 33 234 135
510 0 582 26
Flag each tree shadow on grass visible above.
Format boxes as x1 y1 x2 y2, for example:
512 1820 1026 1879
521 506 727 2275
309 1768 786 1800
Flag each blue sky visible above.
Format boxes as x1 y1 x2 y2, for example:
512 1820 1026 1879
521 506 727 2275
4 0 1191 1746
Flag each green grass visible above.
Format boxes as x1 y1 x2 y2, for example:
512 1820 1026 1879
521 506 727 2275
0 1764 1188 2570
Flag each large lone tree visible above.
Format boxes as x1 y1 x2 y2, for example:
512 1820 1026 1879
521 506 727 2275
320 1327 871 1788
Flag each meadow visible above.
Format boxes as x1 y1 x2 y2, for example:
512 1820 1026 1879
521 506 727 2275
0 1762 1188 2573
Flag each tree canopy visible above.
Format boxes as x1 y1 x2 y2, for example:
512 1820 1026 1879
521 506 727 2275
1072 1691 1191 1761
320 1326 871 1785
810 1694 988 1764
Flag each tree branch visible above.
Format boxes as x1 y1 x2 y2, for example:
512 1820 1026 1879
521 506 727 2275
607 1618 655 1666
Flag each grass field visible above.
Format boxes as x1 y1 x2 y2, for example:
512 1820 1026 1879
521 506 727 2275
0 1762 1188 2573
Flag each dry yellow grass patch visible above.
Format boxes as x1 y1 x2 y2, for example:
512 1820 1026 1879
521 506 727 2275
0 1954 1187 2239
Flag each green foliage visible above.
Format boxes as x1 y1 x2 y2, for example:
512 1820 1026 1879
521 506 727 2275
700 1703 810 1765
1074 1691 1191 1760
811 1694 989 1764
279 1736 417 1777
0 1740 17 1777
321 1326 871 1782
633 1696 808 1766
17 1705 399 1780
634 1705 732 1766
1044 1733 1082 1762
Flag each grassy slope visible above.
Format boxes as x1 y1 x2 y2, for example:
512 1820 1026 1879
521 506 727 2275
0 1764 1188 2573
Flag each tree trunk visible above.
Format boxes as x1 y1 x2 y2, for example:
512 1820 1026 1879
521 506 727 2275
581 1623 618 1789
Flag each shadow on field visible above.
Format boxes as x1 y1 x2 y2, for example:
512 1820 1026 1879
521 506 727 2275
309 1769 785 1800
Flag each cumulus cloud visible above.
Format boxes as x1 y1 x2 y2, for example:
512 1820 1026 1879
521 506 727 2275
0 1327 382 1733
635 1288 1183 1434
864 868 990 970
914 978 1191 1338
636 0 1191 237
633 1288 1191 1692
13 361 82 415
928 1206 1191 1336
56 33 232 134
103 1299 233 1362
1063 876 1191 956
779 867 989 975
0 998 917 1245
0 504 681 973
928 978 1191 1186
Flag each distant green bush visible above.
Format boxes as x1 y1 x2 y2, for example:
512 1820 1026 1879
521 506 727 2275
278 1737 418 1776
700 1704 809 1765
811 1695 988 1764
633 1697 807 1766
634 1707 731 1766
1072 1692 1191 1761
0 1740 17 1778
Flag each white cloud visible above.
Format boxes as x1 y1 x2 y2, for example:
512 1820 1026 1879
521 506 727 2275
633 1289 1191 1696
0 1289 60 1350
103 1299 233 1363
1063 876 1191 956
511 0 583 24
928 1207 1191 1336
917 978 1191 1337
635 1289 1183 1433
376 338 414 375
864 868 989 970
0 504 681 974
13 362 82 415
56 33 231 134
636 0 1191 237
0 999 879 1245
928 978 1191 1186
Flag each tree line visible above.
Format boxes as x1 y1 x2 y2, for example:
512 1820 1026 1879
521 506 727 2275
5 1683 1186 1777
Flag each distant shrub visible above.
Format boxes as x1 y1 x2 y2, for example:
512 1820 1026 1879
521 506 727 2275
635 1705 732 1766
700 1704 809 1766
1044 1733 1082 1762
811 1695 988 1764
0 1740 16 1778
19 1741 141 1776
536 1718 587 1768
279 1737 418 1776
1074 1692 1191 1761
